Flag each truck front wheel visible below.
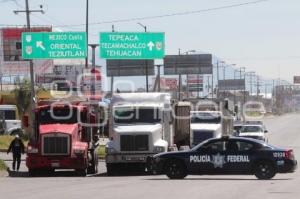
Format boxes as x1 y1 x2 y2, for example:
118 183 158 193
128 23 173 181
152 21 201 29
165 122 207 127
87 151 99 174
76 169 87 177
106 163 117 176
28 169 40 177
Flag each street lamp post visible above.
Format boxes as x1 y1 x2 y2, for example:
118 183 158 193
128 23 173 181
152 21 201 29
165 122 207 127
88 44 99 96
181 50 196 99
137 23 148 92
245 71 255 99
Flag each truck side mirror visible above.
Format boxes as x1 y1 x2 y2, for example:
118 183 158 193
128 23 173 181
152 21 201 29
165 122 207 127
234 105 239 114
224 100 229 110
23 115 29 128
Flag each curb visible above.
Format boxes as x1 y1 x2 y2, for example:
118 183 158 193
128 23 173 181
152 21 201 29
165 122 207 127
1 150 105 160
0 149 7 153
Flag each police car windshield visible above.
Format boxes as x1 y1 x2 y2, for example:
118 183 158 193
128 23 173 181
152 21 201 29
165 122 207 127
191 139 212 150
241 125 263 133
191 112 221 124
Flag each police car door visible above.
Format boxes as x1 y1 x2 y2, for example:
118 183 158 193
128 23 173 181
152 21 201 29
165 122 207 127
191 140 228 174
225 140 254 174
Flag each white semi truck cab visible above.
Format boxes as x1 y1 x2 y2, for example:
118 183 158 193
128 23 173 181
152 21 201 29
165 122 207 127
105 93 172 174
0 105 22 135
190 111 222 147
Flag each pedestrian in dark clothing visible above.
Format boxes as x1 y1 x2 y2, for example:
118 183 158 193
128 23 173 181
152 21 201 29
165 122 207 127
7 135 25 171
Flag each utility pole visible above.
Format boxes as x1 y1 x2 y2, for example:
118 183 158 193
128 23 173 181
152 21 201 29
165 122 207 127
137 23 148 92
216 61 219 98
223 65 226 98
245 71 255 101
211 74 214 99
234 70 237 105
272 79 275 109
240 67 246 106
207 75 210 98
111 24 115 95
157 65 161 92
265 83 268 99
249 72 255 97
85 0 89 69
13 0 44 141
256 76 260 99
89 44 99 97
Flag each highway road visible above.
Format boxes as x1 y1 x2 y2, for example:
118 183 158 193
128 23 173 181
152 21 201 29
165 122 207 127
0 113 299 199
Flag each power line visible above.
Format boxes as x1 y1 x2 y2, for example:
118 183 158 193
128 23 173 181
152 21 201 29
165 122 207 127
53 0 272 28
0 0 22 5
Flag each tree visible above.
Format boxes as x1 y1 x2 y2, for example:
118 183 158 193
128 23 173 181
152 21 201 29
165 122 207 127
13 79 31 115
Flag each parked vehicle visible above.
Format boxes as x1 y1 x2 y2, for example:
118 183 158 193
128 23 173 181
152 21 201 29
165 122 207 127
148 136 297 180
25 99 101 176
190 111 222 147
0 105 22 135
233 121 244 136
238 124 268 142
105 93 173 175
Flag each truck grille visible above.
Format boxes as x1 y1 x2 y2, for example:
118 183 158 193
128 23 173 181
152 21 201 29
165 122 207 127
120 135 149 151
193 130 213 146
43 134 70 155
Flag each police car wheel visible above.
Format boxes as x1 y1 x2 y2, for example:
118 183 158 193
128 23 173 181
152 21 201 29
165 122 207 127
254 161 276 180
164 159 187 179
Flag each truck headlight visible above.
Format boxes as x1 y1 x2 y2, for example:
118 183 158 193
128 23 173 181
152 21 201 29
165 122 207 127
27 146 38 154
154 146 165 153
154 157 161 163
74 149 85 155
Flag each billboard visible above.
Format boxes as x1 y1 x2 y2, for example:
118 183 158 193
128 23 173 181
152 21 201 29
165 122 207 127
152 77 178 91
187 74 203 92
164 54 212 75
218 79 245 91
294 76 300 84
106 59 154 76
36 64 84 87
0 27 53 76
81 68 102 98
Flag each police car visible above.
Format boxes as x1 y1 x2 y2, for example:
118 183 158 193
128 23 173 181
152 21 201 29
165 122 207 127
148 136 297 180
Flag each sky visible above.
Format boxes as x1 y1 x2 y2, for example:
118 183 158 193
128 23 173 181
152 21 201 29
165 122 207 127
0 0 300 86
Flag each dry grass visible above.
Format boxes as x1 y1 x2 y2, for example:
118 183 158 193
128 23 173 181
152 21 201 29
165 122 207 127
0 159 7 171
0 135 28 150
0 135 15 150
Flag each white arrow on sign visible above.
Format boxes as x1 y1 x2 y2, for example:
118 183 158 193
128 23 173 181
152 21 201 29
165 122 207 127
147 41 154 51
36 41 46 51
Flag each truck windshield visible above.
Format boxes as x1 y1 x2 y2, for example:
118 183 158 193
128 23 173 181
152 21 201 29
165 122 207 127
0 110 16 120
191 112 221 124
241 126 263 133
38 108 78 124
114 107 161 124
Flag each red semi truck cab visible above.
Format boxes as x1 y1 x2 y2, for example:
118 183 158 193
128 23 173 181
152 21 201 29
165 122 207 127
25 101 100 176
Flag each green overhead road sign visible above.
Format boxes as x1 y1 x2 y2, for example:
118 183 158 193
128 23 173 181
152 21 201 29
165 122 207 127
99 32 165 59
22 32 87 59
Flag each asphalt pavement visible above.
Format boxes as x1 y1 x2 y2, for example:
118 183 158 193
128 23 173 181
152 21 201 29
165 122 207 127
0 113 299 199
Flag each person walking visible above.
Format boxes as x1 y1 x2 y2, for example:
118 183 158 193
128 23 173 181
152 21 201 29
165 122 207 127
7 135 25 171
